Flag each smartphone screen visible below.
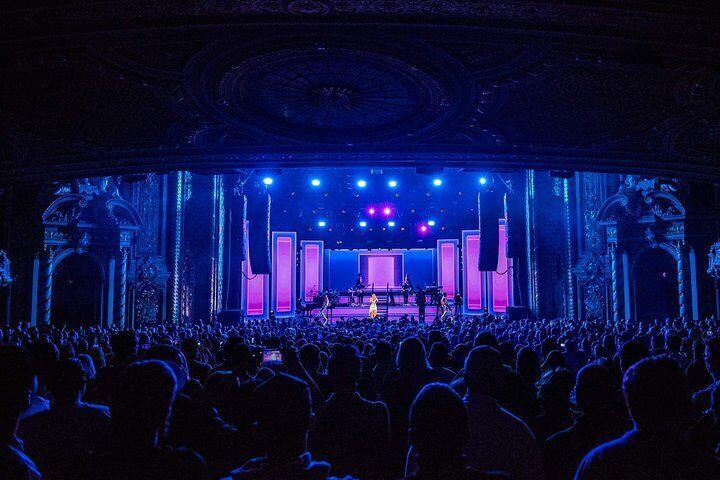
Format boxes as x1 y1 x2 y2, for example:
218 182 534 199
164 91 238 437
262 349 283 365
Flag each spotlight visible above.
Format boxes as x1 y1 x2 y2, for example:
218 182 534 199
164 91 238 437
479 177 487 185
356 179 367 188
317 220 326 227
359 221 367 227
311 178 321 187
388 180 398 188
383 207 391 216
262 177 273 185
432 178 442 186
427 220 436 227
420 225 428 232
368 207 376 215
388 221 396 227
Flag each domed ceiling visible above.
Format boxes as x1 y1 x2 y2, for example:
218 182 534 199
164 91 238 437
1 1 719 184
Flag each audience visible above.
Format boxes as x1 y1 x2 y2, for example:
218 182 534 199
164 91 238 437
575 356 720 480
1 312 720 480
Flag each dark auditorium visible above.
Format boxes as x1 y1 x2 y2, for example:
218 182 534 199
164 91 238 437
2 2 720 479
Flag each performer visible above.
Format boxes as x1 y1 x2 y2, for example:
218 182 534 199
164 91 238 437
416 287 426 322
369 293 378 319
354 274 365 305
401 274 413 305
316 291 330 326
454 291 462 317
439 292 450 322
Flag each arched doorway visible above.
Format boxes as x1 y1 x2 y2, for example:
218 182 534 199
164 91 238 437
51 253 104 328
633 248 679 321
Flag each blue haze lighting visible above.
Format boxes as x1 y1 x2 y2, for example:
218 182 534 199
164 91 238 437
311 178 321 187
479 176 487 185
262 177 273 185
388 180 398 188
356 179 367 188
432 178 442 186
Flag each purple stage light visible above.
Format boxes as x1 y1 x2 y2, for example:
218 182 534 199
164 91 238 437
368 207 376 215
420 225 428 233
383 207 391 216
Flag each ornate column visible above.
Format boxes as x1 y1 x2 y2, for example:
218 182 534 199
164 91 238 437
609 243 623 323
564 178 577 319
37 246 56 325
675 241 691 319
113 247 129 326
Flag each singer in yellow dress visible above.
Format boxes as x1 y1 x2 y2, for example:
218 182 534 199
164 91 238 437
369 293 378 319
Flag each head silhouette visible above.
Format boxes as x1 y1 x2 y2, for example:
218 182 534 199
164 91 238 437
0 346 33 436
110 360 177 443
409 383 469 468
623 355 691 435
253 373 312 458
575 363 615 414
464 346 504 398
397 337 430 373
328 344 361 391
48 358 86 403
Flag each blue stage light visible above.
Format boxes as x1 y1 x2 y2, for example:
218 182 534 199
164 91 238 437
359 221 367 227
479 176 487 185
388 221 396 227
388 180 398 188
317 220 326 227
432 178 442 186
311 178 321 187
427 220 436 227
262 177 273 185
356 179 367 188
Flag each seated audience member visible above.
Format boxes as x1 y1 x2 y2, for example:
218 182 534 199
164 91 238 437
299 343 332 397
530 367 575 444
543 364 630 480
462 346 544 480
181 338 212 383
229 373 353 480
0 346 41 480
618 340 650 375
405 383 510 480
311 345 390 479
19 358 110 480
82 360 208 480
88 330 138 403
575 356 720 480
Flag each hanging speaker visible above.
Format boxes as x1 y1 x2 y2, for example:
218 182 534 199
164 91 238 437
505 172 526 259
225 192 246 310
478 189 502 271
247 192 271 275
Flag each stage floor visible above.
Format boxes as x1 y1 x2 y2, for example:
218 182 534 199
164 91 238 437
309 304 449 320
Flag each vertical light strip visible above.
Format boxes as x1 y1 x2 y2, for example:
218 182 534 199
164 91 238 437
437 239 459 298
462 230 485 313
242 221 268 317
300 241 324 301
170 172 183 324
491 222 513 312
272 232 297 316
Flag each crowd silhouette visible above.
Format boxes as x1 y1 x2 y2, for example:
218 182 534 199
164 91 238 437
1 314 720 479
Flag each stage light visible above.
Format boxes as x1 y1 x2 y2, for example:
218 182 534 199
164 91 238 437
383 207 391 216
388 180 398 188
420 225 428 232
359 221 367 227
356 179 367 188
317 220 326 227
311 178 321 187
427 220 436 226
368 207 376 215
262 177 273 185
432 178 442 186
388 221 396 227
479 176 487 185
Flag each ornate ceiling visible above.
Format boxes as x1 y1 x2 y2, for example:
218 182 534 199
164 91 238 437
1 1 719 184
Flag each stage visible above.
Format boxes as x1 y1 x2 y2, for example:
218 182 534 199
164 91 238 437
307 303 460 320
